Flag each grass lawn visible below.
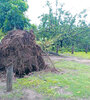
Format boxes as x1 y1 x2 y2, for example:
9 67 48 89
5 60 89 100
62 52 90 59
1 59 90 100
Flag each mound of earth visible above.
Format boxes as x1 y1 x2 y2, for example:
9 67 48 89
0 30 46 77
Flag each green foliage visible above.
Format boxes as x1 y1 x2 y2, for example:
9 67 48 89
0 29 5 41
38 0 90 53
0 0 30 32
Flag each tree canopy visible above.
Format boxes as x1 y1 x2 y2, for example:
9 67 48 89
0 0 30 32
37 0 90 53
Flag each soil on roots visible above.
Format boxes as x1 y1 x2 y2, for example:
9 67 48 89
0 30 46 77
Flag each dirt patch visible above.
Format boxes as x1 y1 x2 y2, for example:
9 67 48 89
0 77 46 100
49 55 90 65
51 86 72 96
22 89 44 100
63 56 90 65
58 87 72 95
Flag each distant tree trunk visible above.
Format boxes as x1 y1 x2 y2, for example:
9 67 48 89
60 40 63 48
56 44 59 54
85 45 88 53
71 44 74 54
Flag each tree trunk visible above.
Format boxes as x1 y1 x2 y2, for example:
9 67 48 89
71 44 74 54
85 45 88 53
6 65 13 92
56 45 59 54
60 40 63 48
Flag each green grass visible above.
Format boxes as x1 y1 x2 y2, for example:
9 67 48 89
1 91 23 100
55 60 90 98
13 60 90 100
62 52 90 59
0 86 23 100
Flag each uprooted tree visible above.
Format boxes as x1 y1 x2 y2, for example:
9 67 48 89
0 30 46 77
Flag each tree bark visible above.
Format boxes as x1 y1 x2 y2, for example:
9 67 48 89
71 44 74 54
56 45 59 54
6 65 13 92
85 45 88 53
60 40 63 48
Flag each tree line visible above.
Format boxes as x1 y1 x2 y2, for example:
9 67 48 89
37 0 90 54
0 0 90 54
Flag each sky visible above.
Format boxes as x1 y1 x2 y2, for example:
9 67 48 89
26 0 90 25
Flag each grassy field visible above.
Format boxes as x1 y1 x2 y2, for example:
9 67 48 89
62 52 90 59
2 59 90 100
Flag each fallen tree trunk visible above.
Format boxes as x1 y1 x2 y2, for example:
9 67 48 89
47 51 60 56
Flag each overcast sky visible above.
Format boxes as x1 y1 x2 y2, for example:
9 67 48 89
26 0 90 25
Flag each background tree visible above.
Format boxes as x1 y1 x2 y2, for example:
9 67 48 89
38 0 90 53
0 0 30 33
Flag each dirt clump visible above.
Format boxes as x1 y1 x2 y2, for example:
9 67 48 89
0 30 46 77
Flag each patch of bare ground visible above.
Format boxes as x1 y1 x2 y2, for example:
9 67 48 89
21 89 44 100
49 55 90 65
52 86 72 95
0 78 45 100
